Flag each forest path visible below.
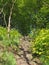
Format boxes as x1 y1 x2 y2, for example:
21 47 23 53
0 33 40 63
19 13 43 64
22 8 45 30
15 36 41 65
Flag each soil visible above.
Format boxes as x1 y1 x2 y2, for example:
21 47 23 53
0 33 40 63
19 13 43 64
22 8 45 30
0 36 42 65
15 36 42 65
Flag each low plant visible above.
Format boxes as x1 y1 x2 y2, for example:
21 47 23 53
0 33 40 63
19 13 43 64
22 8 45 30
30 29 49 65
0 51 16 65
28 28 40 40
0 26 21 46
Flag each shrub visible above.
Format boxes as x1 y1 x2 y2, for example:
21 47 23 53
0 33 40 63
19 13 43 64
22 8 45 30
0 52 16 65
28 28 40 40
2 29 21 46
0 26 7 41
30 29 49 65
0 26 21 46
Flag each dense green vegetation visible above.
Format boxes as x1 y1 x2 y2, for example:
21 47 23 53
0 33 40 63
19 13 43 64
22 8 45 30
0 26 21 46
0 0 49 35
30 29 49 65
0 0 49 65
0 52 16 65
0 27 21 65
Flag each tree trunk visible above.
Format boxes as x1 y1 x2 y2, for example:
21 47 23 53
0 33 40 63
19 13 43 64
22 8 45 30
7 0 16 38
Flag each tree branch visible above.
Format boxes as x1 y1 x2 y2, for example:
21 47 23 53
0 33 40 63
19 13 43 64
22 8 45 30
0 1 8 27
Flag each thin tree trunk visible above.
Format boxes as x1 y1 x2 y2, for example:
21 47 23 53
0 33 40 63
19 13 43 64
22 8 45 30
0 1 8 27
3 12 7 28
7 0 16 38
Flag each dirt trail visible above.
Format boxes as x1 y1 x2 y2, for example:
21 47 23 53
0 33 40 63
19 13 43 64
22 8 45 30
16 36 41 65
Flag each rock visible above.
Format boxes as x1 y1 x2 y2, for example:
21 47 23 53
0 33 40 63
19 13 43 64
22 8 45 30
33 58 41 64
26 54 33 61
29 61 37 65
18 50 23 55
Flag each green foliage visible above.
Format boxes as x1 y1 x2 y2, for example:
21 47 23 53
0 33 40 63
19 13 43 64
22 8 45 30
0 0 49 65
40 55 49 65
0 26 7 40
30 29 49 65
0 26 21 46
0 52 16 65
0 0 49 35
28 28 40 40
